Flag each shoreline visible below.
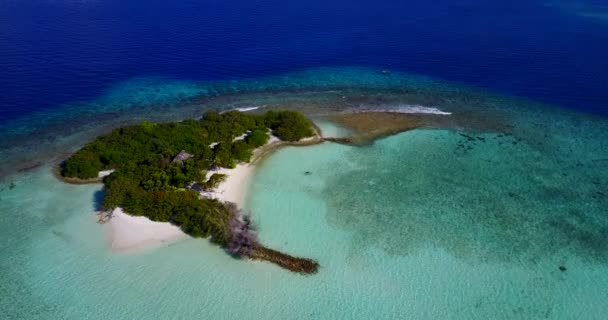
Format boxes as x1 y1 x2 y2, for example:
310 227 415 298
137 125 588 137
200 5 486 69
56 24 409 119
105 126 324 254
56 112 451 255
200 163 255 208
108 208 189 253
202 124 323 207
59 111 457 257
56 111 467 270
52 165 103 184
62 112 433 255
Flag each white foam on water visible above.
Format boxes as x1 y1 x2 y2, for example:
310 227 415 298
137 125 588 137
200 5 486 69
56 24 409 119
351 104 452 115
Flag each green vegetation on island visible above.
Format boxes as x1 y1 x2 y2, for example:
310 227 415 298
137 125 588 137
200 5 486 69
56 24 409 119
63 110 313 179
61 110 320 273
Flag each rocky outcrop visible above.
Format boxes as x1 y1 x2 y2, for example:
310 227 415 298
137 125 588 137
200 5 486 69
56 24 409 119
323 137 355 145
225 202 319 275
246 245 319 274
97 210 114 224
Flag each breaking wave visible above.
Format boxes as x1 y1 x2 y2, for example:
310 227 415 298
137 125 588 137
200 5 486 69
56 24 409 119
351 104 452 115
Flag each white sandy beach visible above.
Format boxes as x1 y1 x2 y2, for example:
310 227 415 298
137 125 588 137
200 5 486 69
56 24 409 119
201 163 255 206
106 130 313 253
200 132 281 205
106 139 272 253
108 208 188 253
107 162 256 253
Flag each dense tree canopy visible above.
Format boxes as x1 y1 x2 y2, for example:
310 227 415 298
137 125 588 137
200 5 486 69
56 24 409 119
61 110 315 246
63 110 314 179
264 110 315 141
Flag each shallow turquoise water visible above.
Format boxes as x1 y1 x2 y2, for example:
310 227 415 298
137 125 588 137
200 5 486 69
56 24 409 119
248 131 608 319
1 68 607 318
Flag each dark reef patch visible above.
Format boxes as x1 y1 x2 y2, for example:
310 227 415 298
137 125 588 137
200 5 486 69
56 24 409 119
321 123 608 265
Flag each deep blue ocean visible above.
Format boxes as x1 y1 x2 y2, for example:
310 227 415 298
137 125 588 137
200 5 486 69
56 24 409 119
1 0 607 125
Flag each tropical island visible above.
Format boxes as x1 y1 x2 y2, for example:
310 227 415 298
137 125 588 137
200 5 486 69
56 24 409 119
59 106 458 274
60 110 321 274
